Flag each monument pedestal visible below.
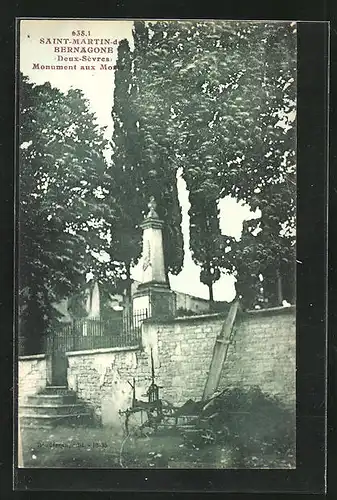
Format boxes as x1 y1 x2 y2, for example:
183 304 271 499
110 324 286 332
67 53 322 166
133 282 176 319
132 197 176 320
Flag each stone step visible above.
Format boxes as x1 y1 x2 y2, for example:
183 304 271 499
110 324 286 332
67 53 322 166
40 386 75 396
28 394 77 405
20 403 87 417
20 412 92 429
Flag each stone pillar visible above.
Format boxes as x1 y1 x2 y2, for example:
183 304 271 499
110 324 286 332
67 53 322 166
133 197 176 319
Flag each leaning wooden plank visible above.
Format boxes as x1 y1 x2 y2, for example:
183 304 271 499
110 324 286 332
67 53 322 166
202 298 240 401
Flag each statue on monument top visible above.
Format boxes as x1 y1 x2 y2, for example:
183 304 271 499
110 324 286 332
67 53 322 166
146 196 159 219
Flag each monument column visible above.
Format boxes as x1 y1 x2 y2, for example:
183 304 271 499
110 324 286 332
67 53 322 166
132 197 176 319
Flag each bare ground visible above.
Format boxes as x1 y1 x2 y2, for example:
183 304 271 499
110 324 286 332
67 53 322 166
20 425 295 469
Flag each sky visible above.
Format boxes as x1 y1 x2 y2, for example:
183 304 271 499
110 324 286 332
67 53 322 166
20 19 261 302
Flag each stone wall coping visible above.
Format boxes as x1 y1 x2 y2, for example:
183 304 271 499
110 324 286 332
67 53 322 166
144 304 295 325
18 353 46 361
246 305 296 316
175 312 227 322
66 345 140 357
143 312 226 324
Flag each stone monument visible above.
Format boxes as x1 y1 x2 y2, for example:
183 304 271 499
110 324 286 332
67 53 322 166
132 197 176 319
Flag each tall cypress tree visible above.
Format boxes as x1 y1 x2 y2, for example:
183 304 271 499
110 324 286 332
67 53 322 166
109 22 184 297
108 38 145 301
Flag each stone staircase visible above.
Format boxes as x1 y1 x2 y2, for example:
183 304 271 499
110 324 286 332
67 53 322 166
20 386 93 429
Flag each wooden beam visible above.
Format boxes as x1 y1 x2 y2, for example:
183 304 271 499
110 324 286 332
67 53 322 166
202 298 239 401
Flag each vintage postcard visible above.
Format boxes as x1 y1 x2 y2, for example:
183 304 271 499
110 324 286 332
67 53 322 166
17 19 297 471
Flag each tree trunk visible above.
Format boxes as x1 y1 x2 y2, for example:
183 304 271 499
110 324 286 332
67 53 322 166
125 262 132 303
276 268 283 305
124 262 133 332
292 274 296 304
208 283 214 311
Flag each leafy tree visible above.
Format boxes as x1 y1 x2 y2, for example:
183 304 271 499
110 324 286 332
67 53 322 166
19 74 119 353
229 178 296 309
224 24 296 308
127 20 296 307
186 188 222 304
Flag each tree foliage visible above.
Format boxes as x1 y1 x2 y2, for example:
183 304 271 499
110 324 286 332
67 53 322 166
107 39 145 297
126 20 296 307
19 74 120 353
109 27 184 296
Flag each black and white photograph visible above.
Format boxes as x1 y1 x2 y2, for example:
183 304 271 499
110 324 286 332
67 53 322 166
17 19 297 470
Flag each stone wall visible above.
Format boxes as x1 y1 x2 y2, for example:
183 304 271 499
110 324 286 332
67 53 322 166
66 346 154 429
174 291 210 314
58 306 295 428
149 314 223 405
145 306 295 410
219 307 296 409
18 354 48 405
